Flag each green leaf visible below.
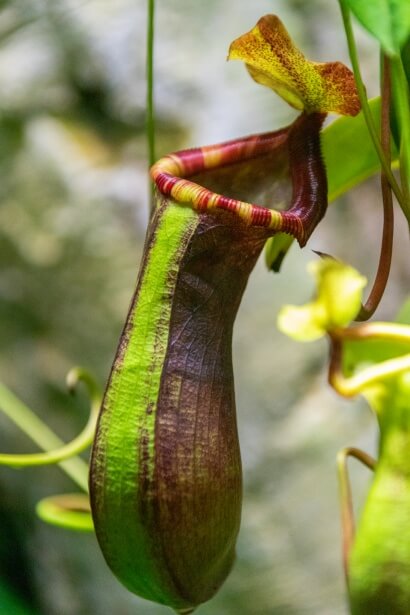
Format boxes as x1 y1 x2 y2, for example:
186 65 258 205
395 297 410 323
322 98 394 201
264 232 293 272
402 35 410 87
391 55 410 200
344 0 410 57
0 580 39 615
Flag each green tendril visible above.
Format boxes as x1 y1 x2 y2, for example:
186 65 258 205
36 493 94 532
0 368 102 492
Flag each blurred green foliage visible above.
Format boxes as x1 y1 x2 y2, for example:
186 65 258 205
0 1 406 614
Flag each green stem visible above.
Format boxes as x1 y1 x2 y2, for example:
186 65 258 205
338 1 407 217
0 375 96 492
147 0 156 212
0 369 101 471
391 56 410 206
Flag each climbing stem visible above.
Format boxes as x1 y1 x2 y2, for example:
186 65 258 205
391 55 410 206
338 1 407 218
147 0 156 211
357 56 393 320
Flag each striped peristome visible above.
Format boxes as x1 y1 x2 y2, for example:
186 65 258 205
89 111 328 613
151 112 327 246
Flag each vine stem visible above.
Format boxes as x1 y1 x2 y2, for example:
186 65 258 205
357 56 393 320
338 1 408 219
391 55 410 206
0 377 94 492
147 0 156 212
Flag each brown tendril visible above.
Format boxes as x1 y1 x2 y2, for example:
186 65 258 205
356 56 394 321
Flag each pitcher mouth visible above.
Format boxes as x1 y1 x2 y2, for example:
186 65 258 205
150 112 328 247
150 127 288 229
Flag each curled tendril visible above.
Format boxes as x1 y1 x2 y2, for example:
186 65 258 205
0 367 101 470
36 493 93 532
0 368 101 530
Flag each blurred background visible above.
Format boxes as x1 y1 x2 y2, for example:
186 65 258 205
0 1 409 614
